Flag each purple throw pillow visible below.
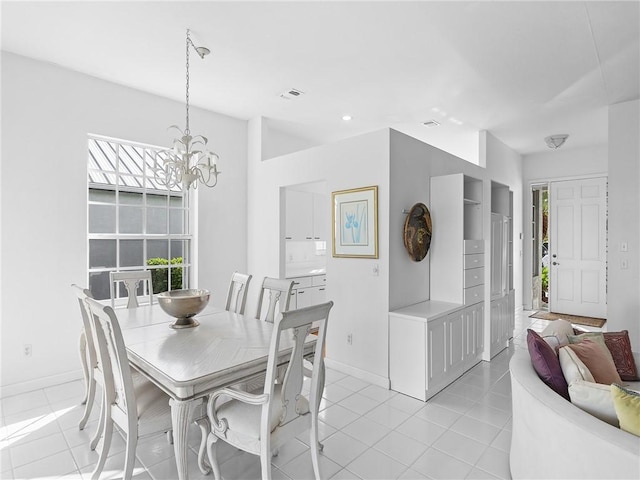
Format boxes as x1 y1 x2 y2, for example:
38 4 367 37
527 329 569 400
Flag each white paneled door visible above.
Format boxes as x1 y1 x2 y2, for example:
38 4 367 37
550 178 607 318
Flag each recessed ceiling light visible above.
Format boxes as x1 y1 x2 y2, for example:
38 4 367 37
342 115 352 121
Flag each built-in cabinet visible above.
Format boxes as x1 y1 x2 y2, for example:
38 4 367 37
489 182 515 358
389 301 484 401
389 173 485 401
289 274 326 309
429 174 484 305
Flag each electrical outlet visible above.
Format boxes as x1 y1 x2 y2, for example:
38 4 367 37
24 344 32 357
347 333 353 345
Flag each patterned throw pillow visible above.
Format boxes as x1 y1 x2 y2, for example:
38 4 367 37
603 331 639 381
610 383 640 436
527 329 569 400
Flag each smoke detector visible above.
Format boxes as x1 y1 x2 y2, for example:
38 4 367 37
545 134 569 149
280 88 305 100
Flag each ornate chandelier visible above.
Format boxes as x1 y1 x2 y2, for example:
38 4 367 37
155 29 220 191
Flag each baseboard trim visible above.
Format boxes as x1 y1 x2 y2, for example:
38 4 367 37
324 358 389 389
0 370 84 399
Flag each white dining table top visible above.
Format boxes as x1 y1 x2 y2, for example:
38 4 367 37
116 303 317 400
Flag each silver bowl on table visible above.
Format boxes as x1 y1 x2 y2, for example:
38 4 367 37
157 289 210 329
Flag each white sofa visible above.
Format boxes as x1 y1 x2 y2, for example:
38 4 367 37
509 349 640 480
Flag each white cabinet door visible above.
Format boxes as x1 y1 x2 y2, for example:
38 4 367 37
285 190 313 240
295 288 313 308
447 310 465 371
289 290 297 310
389 316 427 401
311 286 326 305
474 303 484 355
313 193 328 241
427 317 447 388
490 213 504 298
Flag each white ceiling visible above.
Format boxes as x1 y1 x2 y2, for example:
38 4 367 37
2 1 638 157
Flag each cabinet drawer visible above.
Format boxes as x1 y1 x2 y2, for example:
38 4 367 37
464 267 484 288
464 240 484 254
464 284 484 306
464 253 484 269
290 276 312 289
312 275 326 287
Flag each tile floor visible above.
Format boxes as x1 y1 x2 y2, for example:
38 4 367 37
0 310 549 480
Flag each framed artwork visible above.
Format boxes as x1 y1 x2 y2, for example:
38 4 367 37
332 185 378 258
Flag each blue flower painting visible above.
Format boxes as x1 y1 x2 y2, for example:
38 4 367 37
340 200 368 246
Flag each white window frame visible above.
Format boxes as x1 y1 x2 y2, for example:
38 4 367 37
87 134 192 302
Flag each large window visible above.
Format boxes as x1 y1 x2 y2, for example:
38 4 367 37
87 135 191 301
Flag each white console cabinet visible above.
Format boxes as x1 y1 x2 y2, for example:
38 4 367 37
389 301 484 401
289 274 326 309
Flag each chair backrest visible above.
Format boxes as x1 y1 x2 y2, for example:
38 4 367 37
110 270 153 309
85 297 137 429
261 301 333 434
255 277 294 323
225 271 252 315
72 284 97 367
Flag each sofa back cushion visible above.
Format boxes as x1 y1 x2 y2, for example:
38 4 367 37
527 329 569 400
568 380 619 427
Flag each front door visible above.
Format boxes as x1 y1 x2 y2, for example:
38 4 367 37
550 178 607 318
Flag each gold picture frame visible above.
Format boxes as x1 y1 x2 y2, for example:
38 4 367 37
332 185 378 258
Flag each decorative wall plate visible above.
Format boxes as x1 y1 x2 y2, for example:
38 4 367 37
403 203 432 262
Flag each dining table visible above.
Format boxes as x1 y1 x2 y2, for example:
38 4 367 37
116 302 318 480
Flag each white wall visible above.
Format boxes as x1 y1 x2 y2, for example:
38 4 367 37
388 131 489 310
484 132 524 313
0 53 247 396
520 146 608 310
608 99 640 349
247 124 523 387
248 121 391 385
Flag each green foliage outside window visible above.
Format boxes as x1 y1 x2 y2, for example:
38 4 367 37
146 257 183 293
541 265 549 292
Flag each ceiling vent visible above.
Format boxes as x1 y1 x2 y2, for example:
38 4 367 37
422 120 441 127
280 88 305 100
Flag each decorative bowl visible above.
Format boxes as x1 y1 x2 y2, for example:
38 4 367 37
157 289 210 329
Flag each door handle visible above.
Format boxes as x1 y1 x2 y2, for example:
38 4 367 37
552 261 560 266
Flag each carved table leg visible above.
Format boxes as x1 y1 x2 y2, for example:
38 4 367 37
169 398 197 480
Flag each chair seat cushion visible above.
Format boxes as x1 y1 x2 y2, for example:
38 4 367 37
216 385 310 442
131 371 173 436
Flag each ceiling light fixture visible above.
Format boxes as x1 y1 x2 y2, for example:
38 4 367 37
342 115 352 121
422 120 440 127
544 134 569 149
154 29 220 191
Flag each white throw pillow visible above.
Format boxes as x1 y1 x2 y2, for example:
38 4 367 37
541 319 574 346
559 346 595 384
568 380 619 427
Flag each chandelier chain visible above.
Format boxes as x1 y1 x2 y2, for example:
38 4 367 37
185 29 191 135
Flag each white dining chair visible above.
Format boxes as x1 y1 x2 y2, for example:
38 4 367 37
84 297 209 480
72 284 101 433
225 271 252 315
204 301 334 480
255 277 294 323
110 270 153 309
